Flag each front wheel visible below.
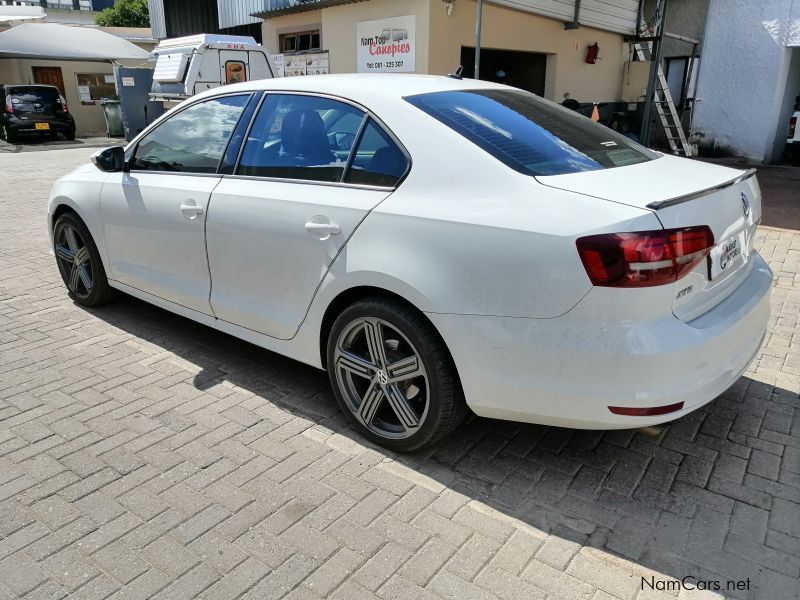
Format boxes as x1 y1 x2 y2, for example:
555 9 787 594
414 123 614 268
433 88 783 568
53 212 113 307
327 298 466 451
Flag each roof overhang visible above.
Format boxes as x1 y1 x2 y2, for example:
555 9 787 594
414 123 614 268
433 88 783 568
0 23 150 61
253 0 367 20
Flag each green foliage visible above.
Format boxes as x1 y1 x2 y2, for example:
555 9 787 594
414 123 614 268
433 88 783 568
95 0 150 28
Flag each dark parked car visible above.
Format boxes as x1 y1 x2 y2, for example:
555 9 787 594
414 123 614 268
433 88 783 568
1 84 76 143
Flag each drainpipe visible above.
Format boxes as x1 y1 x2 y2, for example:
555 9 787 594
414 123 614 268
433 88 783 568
474 0 484 79
640 0 669 145
564 0 582 30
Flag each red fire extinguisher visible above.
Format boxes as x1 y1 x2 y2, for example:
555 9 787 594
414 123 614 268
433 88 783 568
586 43 599 64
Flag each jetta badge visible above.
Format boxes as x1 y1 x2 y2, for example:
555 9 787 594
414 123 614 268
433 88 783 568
741 192 751 219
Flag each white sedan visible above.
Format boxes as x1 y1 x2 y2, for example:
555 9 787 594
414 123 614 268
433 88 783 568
47 74 772 451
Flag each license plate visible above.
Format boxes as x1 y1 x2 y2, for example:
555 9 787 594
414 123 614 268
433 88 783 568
35 122 50 131
708 232 745 280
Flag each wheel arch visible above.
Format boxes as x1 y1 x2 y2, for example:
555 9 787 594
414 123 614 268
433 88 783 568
317 285 458 380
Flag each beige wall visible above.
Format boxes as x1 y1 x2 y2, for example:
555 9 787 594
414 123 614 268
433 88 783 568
262 0 429 75
0 58 149 136
427 0 627 102
261 0 627 103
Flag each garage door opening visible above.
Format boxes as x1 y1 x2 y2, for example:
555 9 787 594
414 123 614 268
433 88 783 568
459 47 546 95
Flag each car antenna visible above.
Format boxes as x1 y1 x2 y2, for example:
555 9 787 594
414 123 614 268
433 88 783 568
447 66 464 79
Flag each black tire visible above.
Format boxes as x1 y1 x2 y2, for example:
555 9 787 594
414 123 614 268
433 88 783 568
53 212 113 307
2 124 16 143
326 297 466 451
66 130 76 141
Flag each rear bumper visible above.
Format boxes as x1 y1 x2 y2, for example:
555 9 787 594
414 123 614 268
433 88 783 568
5 118 74 135
428 253 772 429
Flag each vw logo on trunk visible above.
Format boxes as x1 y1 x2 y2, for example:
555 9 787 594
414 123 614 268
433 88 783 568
741 192 752 219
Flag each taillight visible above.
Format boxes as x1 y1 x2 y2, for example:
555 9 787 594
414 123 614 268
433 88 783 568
790 116 797 139
59 95 68 113
4 96 12 114
576 226 715 287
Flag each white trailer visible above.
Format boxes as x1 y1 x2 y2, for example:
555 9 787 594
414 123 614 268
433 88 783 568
149 34 276 105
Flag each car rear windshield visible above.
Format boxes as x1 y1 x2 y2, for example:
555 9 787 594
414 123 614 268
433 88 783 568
405 89 658 176
9 86 59 103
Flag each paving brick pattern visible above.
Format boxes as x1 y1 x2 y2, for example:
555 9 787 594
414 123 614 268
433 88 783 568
1 148 799 600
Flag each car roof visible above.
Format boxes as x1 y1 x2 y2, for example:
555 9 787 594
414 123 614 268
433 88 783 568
194 73 507 105
4 84 60 90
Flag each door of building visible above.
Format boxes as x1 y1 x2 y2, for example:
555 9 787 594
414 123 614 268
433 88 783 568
460 47 546 96
32 67 66 96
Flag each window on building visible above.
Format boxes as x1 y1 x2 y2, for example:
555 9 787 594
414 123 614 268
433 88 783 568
237 93 363 182
131 94 251 173
75 73 115 104
279 29 321 53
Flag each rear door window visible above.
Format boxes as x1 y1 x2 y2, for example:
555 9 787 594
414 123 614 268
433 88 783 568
344 119 408 187
237 93 363 182
406 89 658 176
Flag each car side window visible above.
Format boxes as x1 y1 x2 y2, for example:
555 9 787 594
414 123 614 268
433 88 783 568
237 94 364 182
344 119 408 187
131 94 250 174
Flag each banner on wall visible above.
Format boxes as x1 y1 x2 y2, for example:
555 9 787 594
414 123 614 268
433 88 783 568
279 51 330 77
356 15 415 73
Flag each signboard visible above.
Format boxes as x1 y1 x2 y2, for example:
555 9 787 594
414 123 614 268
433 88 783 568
283 51 330 77
271 53 285 78
357 15 415 73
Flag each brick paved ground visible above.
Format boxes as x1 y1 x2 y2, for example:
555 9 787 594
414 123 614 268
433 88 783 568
1 148 799 600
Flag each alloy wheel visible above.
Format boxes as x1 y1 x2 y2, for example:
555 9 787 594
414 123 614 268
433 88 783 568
334 317 429 440
54 222 93 299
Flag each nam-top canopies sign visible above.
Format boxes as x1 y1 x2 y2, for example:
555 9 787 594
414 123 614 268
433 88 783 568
357 15 415 73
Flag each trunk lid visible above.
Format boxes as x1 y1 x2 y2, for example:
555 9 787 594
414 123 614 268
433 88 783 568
538 155 762 321
9 86 62 118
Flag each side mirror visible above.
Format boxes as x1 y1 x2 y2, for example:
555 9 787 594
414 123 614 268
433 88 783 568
91 146 125 172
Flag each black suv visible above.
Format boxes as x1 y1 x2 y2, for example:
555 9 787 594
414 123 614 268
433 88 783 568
1 84 76 143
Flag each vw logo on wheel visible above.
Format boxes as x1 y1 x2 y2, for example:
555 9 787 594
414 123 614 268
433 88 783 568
741 192 752 219
377 370 388 385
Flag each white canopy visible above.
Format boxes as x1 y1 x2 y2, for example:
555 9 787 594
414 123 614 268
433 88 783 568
0 23 150 61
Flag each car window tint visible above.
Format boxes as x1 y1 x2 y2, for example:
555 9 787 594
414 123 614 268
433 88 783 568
344 119 408 187
237 94 363 182
131 94 250 174
406 89 658 176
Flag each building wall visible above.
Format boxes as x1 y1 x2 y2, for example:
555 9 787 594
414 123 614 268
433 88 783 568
0 58 145 136
428 0 627 102
261 0 628 103
262 0 430 76
693 0 800 162
642 0 709 58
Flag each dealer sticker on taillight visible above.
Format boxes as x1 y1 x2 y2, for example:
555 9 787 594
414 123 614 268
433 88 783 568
708 231 747 280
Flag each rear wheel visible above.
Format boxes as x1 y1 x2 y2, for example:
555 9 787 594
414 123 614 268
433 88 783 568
53 212 113 307
327 297 466 451
2 124 16 143
66 129 76 141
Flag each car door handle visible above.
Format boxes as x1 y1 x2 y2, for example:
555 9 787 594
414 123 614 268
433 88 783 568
305 221 340 237
180 203 204 217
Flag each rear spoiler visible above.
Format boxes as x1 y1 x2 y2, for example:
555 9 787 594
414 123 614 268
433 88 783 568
646 168 757 210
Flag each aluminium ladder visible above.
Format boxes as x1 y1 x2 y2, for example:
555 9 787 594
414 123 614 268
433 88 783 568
633 40 692 156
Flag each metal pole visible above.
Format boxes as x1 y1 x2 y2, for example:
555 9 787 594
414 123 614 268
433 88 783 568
640 0 668 145
474 0 484 79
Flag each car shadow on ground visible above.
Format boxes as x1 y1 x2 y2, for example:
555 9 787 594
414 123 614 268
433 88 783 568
85 291 799 599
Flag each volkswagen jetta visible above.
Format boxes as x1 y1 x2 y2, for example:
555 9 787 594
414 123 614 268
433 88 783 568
47 74 772 451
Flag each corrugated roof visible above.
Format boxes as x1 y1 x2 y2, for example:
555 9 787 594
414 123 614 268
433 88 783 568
253 0 366 19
